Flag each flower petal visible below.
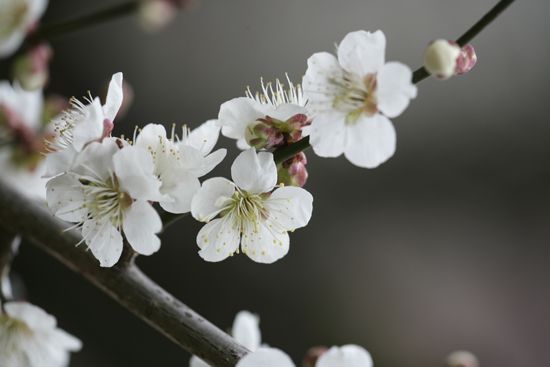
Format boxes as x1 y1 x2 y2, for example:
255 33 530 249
4 302 56 329
44 146 77 178
344 114 396 168
134 123 167 152
219 97 263 142
266 186 313 231
179 145 227 178
241 220 289 264
232 311 261 351
191 177 235 222
159 172 200 214
46 173 87 222
72 138 118 181
308 110 347 158
186 119 221 155
337 30 386 76
236 348 295 367
302 52 343 111
231 149 277 194
316 345 373 367
113 145 164 201
103 72 124 122
196 217 240 262
123 200 162 256
376 62 417 118
71 98 105 152
82 219 123 267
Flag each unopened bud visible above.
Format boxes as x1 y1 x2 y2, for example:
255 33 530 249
455 44 477 75
138 0 177 32
302 346 328 367
424 40 477 80
12 43 52 90
286 113 310 143
278 152 308 187
245 120 284 150
445 350 479 367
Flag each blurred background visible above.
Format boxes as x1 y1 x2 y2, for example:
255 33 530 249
2 0 549 366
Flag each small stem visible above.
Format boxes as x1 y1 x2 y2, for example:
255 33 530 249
272 0 516 162
29 1 140 42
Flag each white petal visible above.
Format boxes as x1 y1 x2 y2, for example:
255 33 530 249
302 52 343 108
219 97 263 141
344 114 396 168
232 311 261 351
0 31 25 58
337 30 386 76
123 200 162 256
46 173 87 222
82 219 123 267
48 328 83 351
316 345 373 367
191 177 235 222
179 145 227 178
4 301 56 329
135 123 167 151
186 119 221 155
268 103 307 121
72 98 105 152
376 62 417 118
241 220 289 264
196 217 240 262
113 145 164 201
190 356 211 367
308 111 347 158
236 348 295 367
44 146 78 177
103 72 124 122
231 149 277 194
72 138 118 181
266 186 313 231
159 172 200 214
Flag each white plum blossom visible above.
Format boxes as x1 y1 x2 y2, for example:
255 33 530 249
0 80 48 199
0 0 48 58
133 120 226 214
46 137 165 267
0 301 81 367
303 30 417 168
45 72 124 177
236 345 373 367
190 310 261 367
219 76 308 150
191 149 313 263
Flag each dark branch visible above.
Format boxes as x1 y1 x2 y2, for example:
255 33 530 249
0 180 248 367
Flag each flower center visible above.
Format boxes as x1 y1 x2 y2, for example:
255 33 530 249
222 190 268 230
330 72 378 123
80 175 132 228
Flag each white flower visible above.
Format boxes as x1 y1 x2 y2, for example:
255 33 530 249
0 0 48 58
190 310 261 367
303 30 417 168
0 301 81 367
133 120 226 214
219 76 308 149
46 137 164 267
191 149 313 263
0 80 48 198
45 72 124 177
236 345 373 367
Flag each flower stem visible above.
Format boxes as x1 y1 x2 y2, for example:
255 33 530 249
29 1 140 42
274 0 516 164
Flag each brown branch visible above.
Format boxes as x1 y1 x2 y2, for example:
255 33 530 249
0 180 248 367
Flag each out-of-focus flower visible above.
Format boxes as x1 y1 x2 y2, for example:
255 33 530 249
219 76 309 150
0 80 49 198
277 152 308 187
0 0 48 58
237 344 373 367
303 346 329 367
44 72 123 177
12 43 52 90
0 301 81 367
303 30 417 168
138 0 196 32
445 350 479 367
190 310 261 367
46 138 164 267
133 120 226 214
191 149 313 263
424 39 477 80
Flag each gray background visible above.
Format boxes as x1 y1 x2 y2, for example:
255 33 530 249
4 0 550 366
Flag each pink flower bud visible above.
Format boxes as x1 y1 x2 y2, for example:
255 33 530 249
12 43 52 90
277 152 308 187
424 40 477 80
455 44 477 75
446 350 479 367
245 119 284 150
302 346 328 367
286 113 310 143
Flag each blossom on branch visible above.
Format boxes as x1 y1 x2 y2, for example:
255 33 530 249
0 301 81 367
0 0 48 58
303 30 417 168
191 149 313 263
46 138 165 267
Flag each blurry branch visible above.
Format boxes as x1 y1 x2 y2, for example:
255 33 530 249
28 1 141 43
0 180 248 367
274 0 517 165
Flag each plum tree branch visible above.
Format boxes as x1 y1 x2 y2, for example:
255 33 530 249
0 180 248 367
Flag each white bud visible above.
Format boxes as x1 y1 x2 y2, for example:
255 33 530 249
424 39 461 80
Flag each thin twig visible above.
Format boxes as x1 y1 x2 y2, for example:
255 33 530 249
0 181 248 367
